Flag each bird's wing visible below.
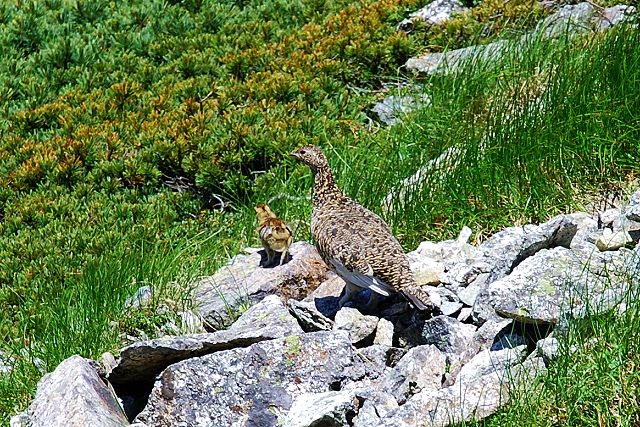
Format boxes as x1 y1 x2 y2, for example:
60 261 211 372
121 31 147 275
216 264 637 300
328 256 393 296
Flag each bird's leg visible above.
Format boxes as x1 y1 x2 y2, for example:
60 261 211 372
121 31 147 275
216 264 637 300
338 282 361 307
263 245 275 267
279 249 289 266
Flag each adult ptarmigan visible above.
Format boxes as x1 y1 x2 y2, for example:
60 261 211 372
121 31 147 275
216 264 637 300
291 144 433 311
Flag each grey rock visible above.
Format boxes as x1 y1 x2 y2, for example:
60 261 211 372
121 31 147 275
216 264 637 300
194 242 330 329
407 3 636 76
334 307 379 346
401 315 476 368
475 215 578 283
477 247 577 324
372 94 431 126
380 356 542 427
626 188 640 222
287 299 334 332
353 391 399 427
569 212 600 252
382 345 446 404
596 5 637 30
109 295 302 386
455 346 528 384
135 331 365 426
358 345 407 372
407 39 508 75
0 350 13 375
457 307 473 322
398 0 469 32
537 2 597 38
596 228 633 251
441 263 482 287
472 319 515 352
409 256 445 286
283 391 358 427
536 337 560 364
124 285 153 310
409 227 476 267
458 273 489 307
374 318 395 347
440 301 464 316
13 355 128 427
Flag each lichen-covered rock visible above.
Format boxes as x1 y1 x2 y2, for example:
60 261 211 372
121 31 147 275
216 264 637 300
194 242 330 329
109 295 302 386
475 246 635 326
382 345 446 404
474 215 578 283
283 391 359 427
135 331 365 427
12 355 128 427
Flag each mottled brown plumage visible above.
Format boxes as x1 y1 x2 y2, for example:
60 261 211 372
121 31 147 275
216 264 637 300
255 203 293 267
290 145 433 311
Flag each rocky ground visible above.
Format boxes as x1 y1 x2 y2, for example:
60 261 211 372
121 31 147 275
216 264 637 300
12 185 640 427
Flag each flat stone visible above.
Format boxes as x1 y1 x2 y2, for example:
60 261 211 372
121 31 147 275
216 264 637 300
108 295 303 386
194 242 330 329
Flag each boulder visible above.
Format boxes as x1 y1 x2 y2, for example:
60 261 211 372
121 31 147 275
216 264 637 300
108 295 302 386
134 331 366 426
12 355 128 427
194 242 330 329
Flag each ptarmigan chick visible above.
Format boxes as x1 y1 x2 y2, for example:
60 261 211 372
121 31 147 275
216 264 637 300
291 144 433 311
255 203 293 267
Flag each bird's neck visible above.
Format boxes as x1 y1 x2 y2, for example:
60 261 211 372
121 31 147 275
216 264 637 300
312 167 343 206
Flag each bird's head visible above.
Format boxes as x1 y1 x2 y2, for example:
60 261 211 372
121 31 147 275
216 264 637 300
290 145 329 171
254 203 276 221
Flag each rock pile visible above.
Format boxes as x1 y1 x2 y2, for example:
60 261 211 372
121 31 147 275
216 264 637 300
11 187 640 427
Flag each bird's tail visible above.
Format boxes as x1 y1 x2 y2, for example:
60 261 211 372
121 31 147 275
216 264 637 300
402 286 434 311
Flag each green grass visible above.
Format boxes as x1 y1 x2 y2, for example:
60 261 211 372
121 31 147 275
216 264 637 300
1 0 639 424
